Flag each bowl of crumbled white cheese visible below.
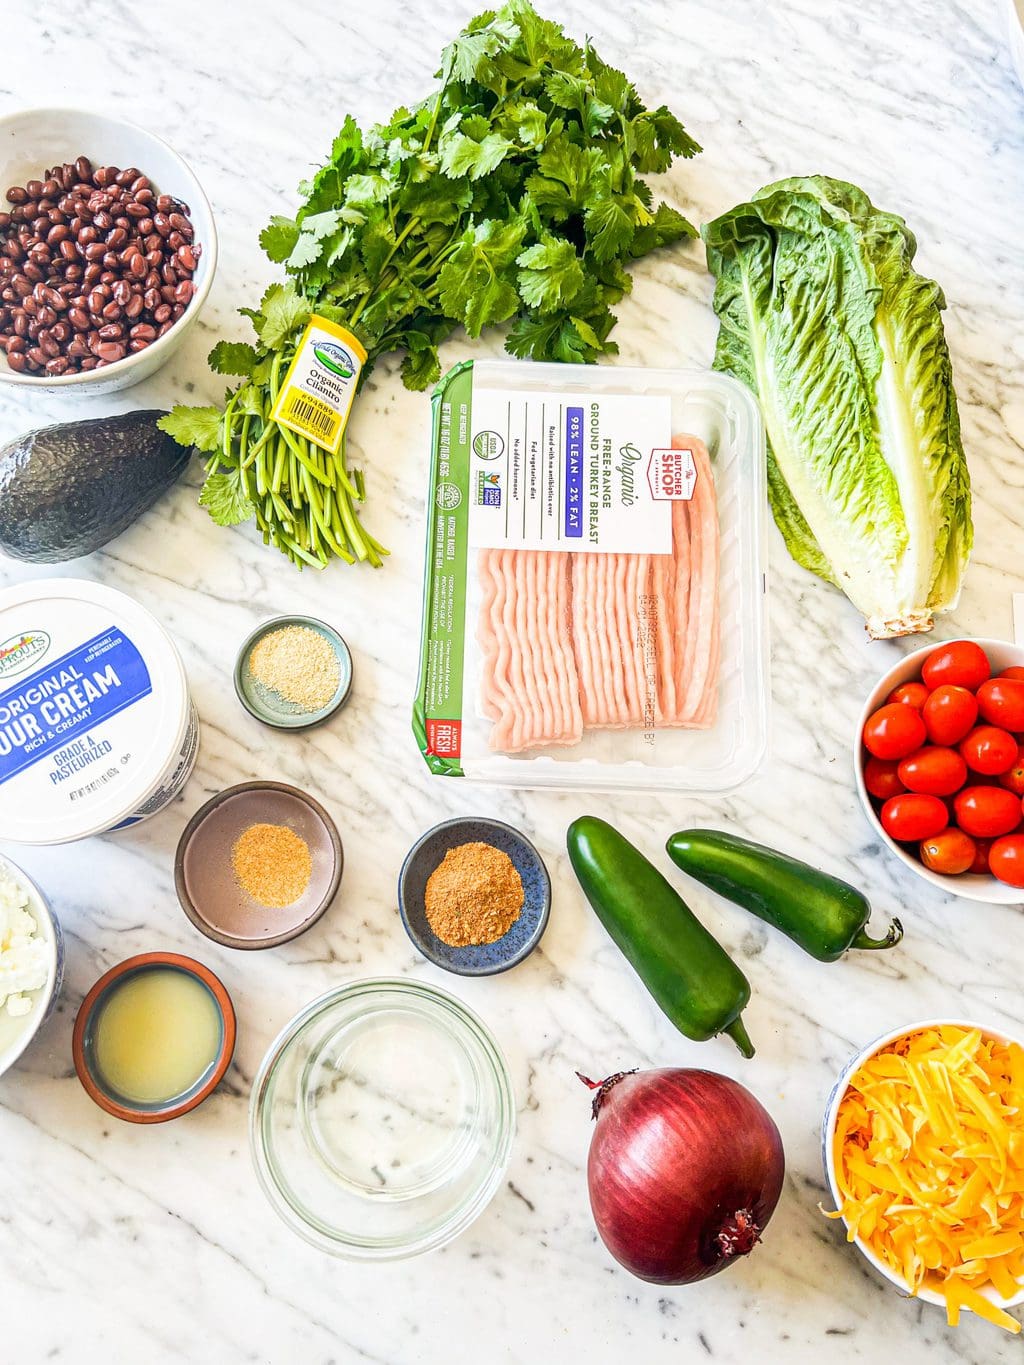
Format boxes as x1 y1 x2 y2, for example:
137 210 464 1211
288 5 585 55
0 854 62 1078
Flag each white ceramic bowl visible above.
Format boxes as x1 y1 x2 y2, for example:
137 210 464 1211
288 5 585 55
0 108 217 394
1008 0 1024 92
0 852 63 1078
823 1017 1024 1316
855 637 1024 905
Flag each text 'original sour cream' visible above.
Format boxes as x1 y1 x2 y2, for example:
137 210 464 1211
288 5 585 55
0 579 199 844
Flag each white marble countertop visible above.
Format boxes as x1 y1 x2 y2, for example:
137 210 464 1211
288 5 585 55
2 0 1023 1361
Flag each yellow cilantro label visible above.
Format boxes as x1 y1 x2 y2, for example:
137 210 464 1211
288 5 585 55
271 316 367 455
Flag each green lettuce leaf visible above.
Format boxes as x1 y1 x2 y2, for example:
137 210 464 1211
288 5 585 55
702 175 972 638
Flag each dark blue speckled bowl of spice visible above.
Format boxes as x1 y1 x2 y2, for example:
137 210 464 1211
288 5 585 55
398 817 550 976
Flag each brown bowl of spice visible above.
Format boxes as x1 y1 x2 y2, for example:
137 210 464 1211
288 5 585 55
234 615 353 730
175 781 343 950
398 817 550 976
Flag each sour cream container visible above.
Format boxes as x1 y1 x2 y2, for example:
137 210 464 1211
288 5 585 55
0 579 199 844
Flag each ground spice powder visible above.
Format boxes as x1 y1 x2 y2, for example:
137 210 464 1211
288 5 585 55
232 822 312 908
250 625 341 712
424 841 524 947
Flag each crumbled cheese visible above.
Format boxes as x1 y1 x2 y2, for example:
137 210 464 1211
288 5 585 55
0 868 48 1017
827 1025 1024 1334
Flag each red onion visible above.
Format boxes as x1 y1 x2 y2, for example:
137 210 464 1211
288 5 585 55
579 1067 784 1284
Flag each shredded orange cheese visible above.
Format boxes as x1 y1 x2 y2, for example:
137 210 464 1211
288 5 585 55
826 1025 1024 1334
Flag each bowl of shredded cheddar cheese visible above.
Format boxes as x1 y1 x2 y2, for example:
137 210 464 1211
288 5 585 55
823 1019 1024 1334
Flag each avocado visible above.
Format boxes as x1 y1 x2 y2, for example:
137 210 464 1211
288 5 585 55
0 411 191 563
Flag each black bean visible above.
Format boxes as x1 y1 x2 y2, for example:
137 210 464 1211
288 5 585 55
1 153 198 374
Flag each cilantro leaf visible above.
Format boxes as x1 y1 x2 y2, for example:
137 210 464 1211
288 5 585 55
400 333 443 390
158 405 222 452
584 195 636 262
650 106 701 158
358 208 397 278
628 108 702 175
401 175 473 224
234 384 266 417
259 216 300 263
301 209 349 241
343 170 396 207
507 0 578 72
542 70 614 136
631 201 696 256
208 341 259 377
439 129 515 181
525 140 603 219
439 15 518 86
504 313 564 359
460 114 492 141
251 355 276 386
437 218 526 335
569 314 604 349
253 283 309 350
506 311 595 363
543 69 589 114
516 238 584 312
590 56 640 118
199 468 254 527
497 99 549 149
329 115 365 172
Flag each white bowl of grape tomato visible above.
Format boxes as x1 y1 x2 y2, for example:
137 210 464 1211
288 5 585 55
0 108 216 394
855 638 1024 904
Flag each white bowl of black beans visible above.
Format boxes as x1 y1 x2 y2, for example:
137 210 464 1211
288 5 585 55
0 108 217 393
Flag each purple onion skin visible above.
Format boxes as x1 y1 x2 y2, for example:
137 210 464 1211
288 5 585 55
584 1068 785 1285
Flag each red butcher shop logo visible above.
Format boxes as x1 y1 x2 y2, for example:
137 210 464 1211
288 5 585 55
647 447 697 501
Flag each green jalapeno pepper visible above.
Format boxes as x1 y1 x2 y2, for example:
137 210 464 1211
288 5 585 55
566 817 755 1058
665 829 903 963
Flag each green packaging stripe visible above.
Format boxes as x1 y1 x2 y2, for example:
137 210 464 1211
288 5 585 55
412 361 474 777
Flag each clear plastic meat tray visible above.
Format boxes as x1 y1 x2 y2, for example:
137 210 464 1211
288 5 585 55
412 359 770 794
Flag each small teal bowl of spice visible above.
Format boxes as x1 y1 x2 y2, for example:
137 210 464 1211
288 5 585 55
399 817 550 977
235 615 353 731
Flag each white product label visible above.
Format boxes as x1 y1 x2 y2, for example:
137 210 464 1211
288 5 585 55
0 625 153 794
467 386 688 554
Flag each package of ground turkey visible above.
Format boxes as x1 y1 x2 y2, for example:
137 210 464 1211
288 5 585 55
476 435 720 754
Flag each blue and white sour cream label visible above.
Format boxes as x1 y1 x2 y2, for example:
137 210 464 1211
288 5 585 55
0 580 197 844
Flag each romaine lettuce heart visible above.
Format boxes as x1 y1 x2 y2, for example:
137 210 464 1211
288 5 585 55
703 176 972 639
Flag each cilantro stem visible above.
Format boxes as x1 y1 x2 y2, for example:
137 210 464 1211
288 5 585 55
278 423 333 486
301 463 354 561
222 391 240 464
271 438 287 492
246 421 277 460
351 233 457 330
375 215 422 279
289 444 301 508
277 531 324 569
421 85 447 158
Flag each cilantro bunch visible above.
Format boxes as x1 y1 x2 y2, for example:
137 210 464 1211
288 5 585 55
162 0 699 570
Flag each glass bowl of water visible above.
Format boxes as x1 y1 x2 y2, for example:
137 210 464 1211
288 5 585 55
249 978 515 1259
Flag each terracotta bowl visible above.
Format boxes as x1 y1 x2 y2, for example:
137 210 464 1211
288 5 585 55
72 951 235 1123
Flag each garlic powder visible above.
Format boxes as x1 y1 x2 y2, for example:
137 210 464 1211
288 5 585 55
0 868 47 1016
